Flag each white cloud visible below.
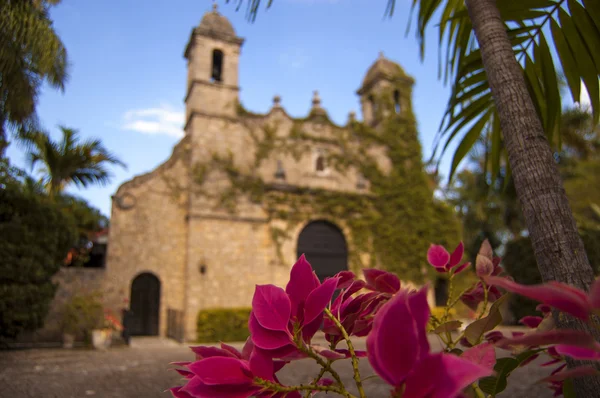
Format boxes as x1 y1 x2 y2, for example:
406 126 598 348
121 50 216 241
121 105 184 138
279 50 310 70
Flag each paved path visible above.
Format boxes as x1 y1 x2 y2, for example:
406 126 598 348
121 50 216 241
0 337 553 398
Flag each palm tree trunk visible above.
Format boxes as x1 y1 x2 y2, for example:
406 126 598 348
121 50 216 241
464 0 600 395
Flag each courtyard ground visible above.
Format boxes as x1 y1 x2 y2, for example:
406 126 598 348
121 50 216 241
0 335 554 398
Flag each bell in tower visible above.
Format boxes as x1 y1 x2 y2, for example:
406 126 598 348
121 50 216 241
184 3 245 120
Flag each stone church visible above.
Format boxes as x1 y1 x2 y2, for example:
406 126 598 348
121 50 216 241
104 4 427 342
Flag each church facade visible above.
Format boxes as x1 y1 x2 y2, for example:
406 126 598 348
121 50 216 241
104 5 434 342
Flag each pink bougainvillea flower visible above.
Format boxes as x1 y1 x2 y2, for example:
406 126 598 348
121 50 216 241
539 365 599 383
248 255 339 358
540 346 563 367
484 276 600 321
169 386 194 398
554 344 600 361
484 331 505 344
496 330 600 351
461 343 497 369
427 242 470 274
332 271 356 289
171 339 299 398
537 304 552 315
519 316 544 329
310 345 346 360
474 239 496 277
460 281 503 312
367 286 493 397
541 365 599 397
363 269 401 294
323 276 389 344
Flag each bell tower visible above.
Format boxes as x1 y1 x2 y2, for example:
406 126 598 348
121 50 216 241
184 3 244 123
356 52 414 127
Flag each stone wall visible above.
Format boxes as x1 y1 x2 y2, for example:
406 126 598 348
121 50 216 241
14 267 106 344
105 137 190 337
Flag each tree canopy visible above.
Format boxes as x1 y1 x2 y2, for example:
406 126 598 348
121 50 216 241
21 126 126 197
0 0 68 156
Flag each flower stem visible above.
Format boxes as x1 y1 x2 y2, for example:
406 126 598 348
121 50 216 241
255 378 356 397
443 274 456 348
477 280 489 321
295 337 350 397
447 284 476 310
472 382 486 398
324 308 366 398
305 363 330 398
444 274 455 322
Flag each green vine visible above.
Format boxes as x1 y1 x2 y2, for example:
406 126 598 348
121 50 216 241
190 81 460 282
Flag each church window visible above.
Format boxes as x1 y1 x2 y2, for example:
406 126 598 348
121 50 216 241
394 90 401 114
211 49 224 82
315 155 326 172
368 95 377 115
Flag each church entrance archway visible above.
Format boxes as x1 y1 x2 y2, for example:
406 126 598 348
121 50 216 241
130 272 161 336
296 220 348 281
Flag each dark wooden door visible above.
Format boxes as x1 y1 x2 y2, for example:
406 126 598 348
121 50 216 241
130 273 160 336
435 278 449 307
297 220 348 281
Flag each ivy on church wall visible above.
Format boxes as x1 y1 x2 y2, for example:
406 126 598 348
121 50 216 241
192 81 461 283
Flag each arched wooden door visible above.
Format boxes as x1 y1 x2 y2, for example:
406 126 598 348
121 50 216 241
130 273 160 336
297 220 348 281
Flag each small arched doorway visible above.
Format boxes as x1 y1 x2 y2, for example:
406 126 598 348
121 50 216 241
296 220 348 281
434 277 449 307
130 273 161 336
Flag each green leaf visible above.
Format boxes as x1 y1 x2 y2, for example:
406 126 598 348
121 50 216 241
463 294 508 345
456 50 484 79
456 69 487 92
559 7 600 123
514 349 542 364
537 34 561 147
453 82 490 106
450 348 464 355
439 92 493 158
569 0 600 73
563 378 576 398
478 349 542 396
551 19 581 104
523 55 547 130
478 357 518 396
582 0 600 34
448 110 493 181
490 112 502 181
433 320 463 334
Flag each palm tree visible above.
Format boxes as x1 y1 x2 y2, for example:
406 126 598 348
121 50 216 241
23 126 126 198
228 1 600 392
0 0 68 157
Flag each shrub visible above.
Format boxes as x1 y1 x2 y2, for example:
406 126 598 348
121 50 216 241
196 308 251 343
503 228 600 322
0 176 76 340
62 292 104 342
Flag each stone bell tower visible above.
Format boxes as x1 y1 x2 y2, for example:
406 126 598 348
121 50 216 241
183 3 245 124
356 52 415 127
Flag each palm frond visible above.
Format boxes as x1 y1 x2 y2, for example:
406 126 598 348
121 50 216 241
23 125 126 195
0 0 68 144
384 0 600 181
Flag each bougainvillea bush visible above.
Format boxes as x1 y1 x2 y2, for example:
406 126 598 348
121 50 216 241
170 241 600 397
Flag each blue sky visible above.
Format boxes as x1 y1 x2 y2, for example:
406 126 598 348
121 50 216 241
3 0 536 216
